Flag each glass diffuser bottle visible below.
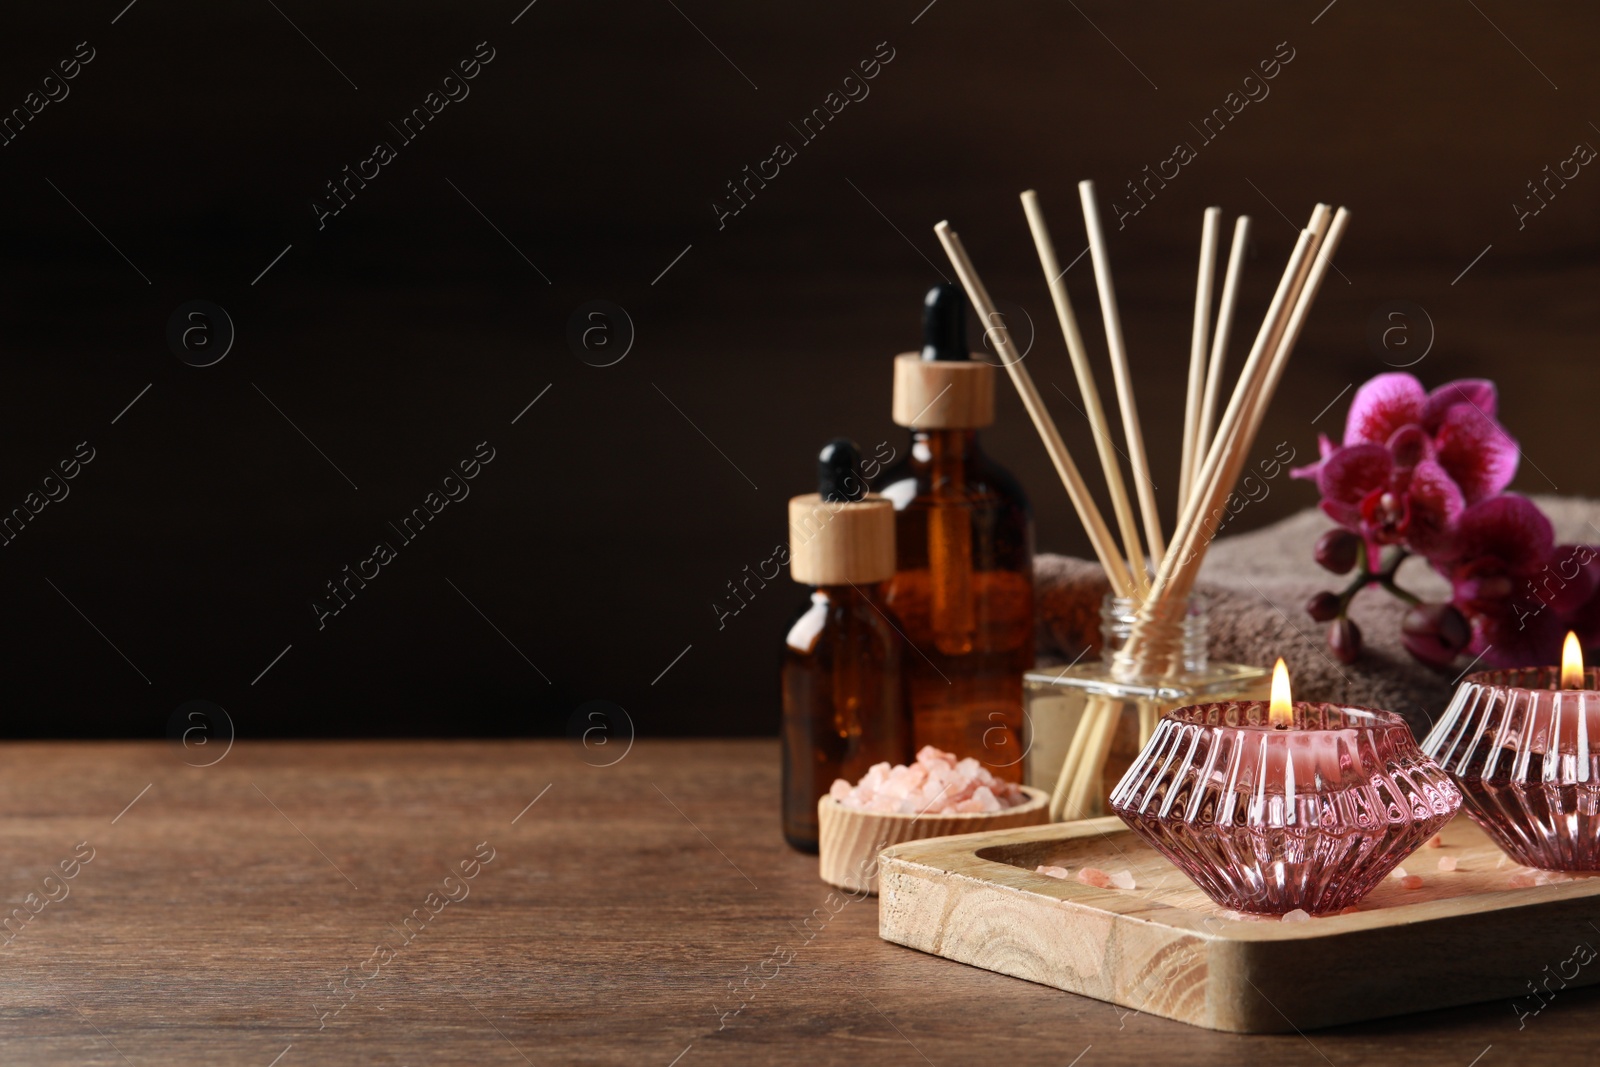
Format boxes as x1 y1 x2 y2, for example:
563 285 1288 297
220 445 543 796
781 439 914 852
878 284 1034 782
1022 593 1271 816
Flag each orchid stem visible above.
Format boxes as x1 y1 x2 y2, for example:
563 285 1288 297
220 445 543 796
1336 545 1422 614
1379 580 1422 607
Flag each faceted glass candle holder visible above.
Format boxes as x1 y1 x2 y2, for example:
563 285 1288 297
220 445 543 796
1110 701 1462 915
1423 666 1600 871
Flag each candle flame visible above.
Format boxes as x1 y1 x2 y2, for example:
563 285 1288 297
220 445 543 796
1269 657 1293 728
1562 631 1585 690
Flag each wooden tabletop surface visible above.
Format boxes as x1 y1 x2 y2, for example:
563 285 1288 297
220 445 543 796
0 739 1587 1066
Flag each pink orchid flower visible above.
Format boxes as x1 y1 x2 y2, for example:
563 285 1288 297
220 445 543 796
1291 373 1521 556
1293 373 1519 504
1438 495 1557 665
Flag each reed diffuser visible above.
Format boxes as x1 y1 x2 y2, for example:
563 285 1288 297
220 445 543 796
936 183 1349 819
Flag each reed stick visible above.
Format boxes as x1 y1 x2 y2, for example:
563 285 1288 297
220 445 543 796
1078 181 1165 569
1137 701 1158 746
1196 205 1331 509
1048 699 1099 821
1179 207 1221 517
1238 208 1350 475
934 221 1136 596
1063 694 1120 819
1160 210 1344 616
1140 251 1307 618
1020 190 1148 598
1195 215 1251 493
1149 206 1332 614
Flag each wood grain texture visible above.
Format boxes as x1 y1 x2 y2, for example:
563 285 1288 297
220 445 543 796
890 353 996 429
0 739 1594 1065
787 494 896 584
880 814 1600 1033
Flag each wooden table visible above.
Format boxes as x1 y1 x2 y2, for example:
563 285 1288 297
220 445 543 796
0 740 1586 1065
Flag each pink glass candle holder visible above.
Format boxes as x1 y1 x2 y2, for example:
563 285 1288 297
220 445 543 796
1110 701 1461 915
1423 666 1600 870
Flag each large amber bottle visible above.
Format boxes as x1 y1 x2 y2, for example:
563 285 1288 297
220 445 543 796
781 440 914 852
878 285 1034 782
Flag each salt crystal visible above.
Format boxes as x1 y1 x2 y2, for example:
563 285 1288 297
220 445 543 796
1508 872 1538 888
1281 909 1311 923
1425 835 1444 848
1035 865 1070 880
1391 866 1408 880
1110 869 1136 890
1399 874 1424 890
833 746 1028 815
1338 905 1362 915
1438 856 1458 872
1077 867 1112 888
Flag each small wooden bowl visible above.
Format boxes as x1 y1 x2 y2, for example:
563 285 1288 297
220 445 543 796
817 786 1050 895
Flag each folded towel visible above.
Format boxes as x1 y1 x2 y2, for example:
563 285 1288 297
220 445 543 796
1035 496 1597 738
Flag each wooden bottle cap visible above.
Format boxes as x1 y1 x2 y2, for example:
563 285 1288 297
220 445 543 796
788 493 896 585
891 353 995 429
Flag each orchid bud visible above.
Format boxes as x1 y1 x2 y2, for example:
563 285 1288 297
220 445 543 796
1328 617 1363 664
1314 529 1361 575
1306 592 1341 622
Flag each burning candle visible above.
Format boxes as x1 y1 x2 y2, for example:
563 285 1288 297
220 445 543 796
1111 660 1461 915
1564 631 1586 690
1424 631 1600 870
1269 656 1293 726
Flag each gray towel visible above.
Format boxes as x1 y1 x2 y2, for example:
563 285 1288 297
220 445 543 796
1035 495 1597 738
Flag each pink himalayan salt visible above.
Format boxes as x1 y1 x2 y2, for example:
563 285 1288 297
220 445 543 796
1281 909 1311 923
1425 835 1444 848
1391 866 1408 880
829 746 1027 816
1500 866 1566 888
1399 874 1424 890
1077 867 1112 888
1438 856 1458 872
1035 865 1070 880
1109 870 1136 890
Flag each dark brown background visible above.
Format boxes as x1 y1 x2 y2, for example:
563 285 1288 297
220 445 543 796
0 0 1595 737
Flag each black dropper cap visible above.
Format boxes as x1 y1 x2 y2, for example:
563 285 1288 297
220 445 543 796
920 283 969 362
818 438 866 503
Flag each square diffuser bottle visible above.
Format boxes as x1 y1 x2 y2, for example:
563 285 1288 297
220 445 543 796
1022 593 1271 817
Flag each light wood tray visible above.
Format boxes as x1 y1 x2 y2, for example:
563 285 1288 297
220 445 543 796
879 813 1600 1032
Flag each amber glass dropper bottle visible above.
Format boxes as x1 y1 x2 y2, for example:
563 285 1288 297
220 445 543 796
878 285 1035 782
780 439 914 852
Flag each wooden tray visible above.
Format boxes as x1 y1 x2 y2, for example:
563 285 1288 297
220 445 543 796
878 813 1600 1032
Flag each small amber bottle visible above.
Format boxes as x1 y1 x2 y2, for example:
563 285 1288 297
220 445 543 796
878 285 1035 782
781 439 914 853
